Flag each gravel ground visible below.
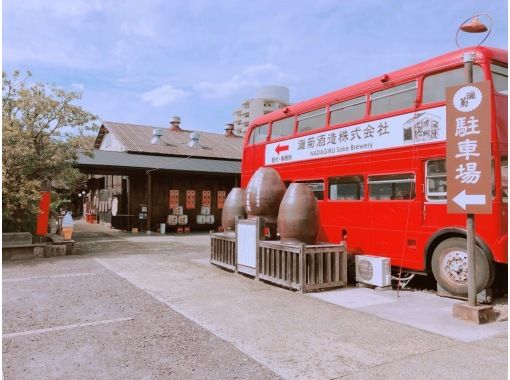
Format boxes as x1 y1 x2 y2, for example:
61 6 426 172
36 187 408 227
3 255 280 379
3 222 507 379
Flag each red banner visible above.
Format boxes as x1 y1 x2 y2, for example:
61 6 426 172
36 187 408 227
202 190 211 207
217 191 226 209
36 191 51 235
186 190 196 209
169 190 179 210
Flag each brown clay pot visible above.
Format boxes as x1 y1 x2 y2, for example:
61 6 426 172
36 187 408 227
277 183 319 244
244 167 286 225
221 188 246 233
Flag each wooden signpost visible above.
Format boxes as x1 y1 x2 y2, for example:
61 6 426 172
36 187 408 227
447 53 494 323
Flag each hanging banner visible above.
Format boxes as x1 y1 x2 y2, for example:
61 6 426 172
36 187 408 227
186 190 196 209
36 191 51 235
217 191 226 209
202 190 211 207
169 190 179 210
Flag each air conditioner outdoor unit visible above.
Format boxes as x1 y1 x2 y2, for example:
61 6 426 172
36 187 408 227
355 255 391 287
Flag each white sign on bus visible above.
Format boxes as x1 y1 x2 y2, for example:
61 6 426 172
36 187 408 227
265 106 446 166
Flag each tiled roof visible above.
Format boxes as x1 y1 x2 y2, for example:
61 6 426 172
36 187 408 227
76 150 240 174
95 122 243 160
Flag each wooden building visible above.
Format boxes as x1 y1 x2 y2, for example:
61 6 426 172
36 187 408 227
76 118 242 232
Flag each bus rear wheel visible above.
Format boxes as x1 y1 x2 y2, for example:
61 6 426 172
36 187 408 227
431 237 494 298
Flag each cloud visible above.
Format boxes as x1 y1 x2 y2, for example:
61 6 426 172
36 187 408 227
4 0 105 18
195 75 255 100
141 84 188 107
3 44 104 70
195 63 293 100
120 19 155 38
243 63 277 76
4 0 507 135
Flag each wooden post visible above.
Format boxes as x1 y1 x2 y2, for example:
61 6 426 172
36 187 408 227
234 216 239 273
464 52 477 307
342 243 348 285
299 243 306 293
147 171 152 234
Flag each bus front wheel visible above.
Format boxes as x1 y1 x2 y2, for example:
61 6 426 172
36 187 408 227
431 237 494 298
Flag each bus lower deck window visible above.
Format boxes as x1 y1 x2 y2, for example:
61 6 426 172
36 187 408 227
329 176 364 200
296 180 324 200
368 173 415 200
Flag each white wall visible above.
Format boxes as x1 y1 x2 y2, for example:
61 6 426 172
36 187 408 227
99 132 124 151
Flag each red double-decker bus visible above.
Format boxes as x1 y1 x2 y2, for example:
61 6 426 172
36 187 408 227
241 46 507 297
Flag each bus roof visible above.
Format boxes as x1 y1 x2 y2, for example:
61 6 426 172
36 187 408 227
248 46 507 131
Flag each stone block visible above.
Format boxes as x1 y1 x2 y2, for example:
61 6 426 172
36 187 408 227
6 247 34 260
34 246 44 259
65 242 76 255
2 232 32 245
452 302 496 324
44 245 67 258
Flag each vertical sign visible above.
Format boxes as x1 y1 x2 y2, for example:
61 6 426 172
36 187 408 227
217 191 226 209
36 191 51 235
169 190 179 210
186 190 196 209
202 190 211 207
446 80 492 214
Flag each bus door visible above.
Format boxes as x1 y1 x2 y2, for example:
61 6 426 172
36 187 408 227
324 175 371 253
367 173 420 266
422 159 447 227
422 158 465 228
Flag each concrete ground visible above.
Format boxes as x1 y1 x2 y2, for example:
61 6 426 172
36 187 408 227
3 220 508 379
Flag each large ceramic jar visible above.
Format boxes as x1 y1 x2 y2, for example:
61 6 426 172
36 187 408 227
278 183 319 244
244 167 286 225
221 188 246 233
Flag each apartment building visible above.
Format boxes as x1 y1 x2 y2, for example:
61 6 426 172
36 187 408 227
233 86 289 136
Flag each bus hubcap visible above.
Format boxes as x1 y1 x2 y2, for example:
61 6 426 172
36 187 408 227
442 249 468 283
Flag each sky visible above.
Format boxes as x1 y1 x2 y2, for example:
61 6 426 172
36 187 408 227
3 0 508 135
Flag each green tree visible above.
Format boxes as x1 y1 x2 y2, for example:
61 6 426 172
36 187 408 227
2 71 98 232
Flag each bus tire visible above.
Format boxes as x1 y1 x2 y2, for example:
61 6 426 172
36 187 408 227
431 237 494 298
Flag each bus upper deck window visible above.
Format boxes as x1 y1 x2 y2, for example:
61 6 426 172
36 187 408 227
271 117 295 139
297 108 326 134
370 81 417 116
423 66 483 104
491 64 508 94
248 124 268 145
330 96 366 127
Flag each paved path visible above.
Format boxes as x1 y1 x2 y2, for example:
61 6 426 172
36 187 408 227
3 221 508 379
